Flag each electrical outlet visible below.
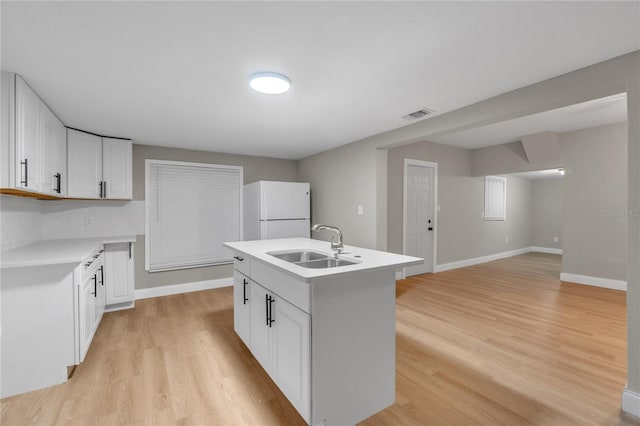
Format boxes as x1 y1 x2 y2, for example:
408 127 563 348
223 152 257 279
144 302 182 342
505 236 509 243
553 236 559 243
84 216 95 227
357 205 364 216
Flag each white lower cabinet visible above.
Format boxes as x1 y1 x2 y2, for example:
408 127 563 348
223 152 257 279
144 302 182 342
233 270 251 347
104 242 135 309
270 288 311 421
79 252 105 362
246 280 311 423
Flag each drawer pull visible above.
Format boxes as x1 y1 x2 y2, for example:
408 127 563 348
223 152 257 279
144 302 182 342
234 256 244 262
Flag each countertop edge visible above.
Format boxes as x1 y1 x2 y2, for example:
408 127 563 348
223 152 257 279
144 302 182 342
224 239 423 282
1 236 137 269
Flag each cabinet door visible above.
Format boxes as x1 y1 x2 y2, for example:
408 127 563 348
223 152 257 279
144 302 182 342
249 282 272 373
40 105 66 196
95 260 106 327
105 243 135 305
271 295 311 423
14 76 41 192
102 138 132 199
67 129 102 199
79 273 96 361
233 271 251 347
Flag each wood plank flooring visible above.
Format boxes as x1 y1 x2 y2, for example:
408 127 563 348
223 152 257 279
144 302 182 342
2 253 637 425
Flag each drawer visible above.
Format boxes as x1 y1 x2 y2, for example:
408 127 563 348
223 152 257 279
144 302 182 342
233 254 251 276
81 247 104 281
251 260 310 313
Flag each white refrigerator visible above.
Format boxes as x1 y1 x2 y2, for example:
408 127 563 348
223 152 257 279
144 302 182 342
243 181 311 240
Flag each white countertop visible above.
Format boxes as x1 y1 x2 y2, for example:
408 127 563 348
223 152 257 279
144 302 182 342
224 238 422 281
0 236 136 269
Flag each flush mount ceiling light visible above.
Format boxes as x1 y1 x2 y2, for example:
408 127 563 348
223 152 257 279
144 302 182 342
249 72 291 94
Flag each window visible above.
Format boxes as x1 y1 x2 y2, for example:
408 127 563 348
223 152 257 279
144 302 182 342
145 159 243 272
484 176 506 221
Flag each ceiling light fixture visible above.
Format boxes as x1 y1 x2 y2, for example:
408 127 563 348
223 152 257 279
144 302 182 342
249 72 291 94
558 168 565 175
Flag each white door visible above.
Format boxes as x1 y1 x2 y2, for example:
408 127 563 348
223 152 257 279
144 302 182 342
105 243 135 305
260 182 310 220
249 282 272 373
261 219 310 239
95 260 106 326
271 295 311 423
102 138 132 199
80 273 96 361
14 76 41 192
404 162 435 276
67 129 102 199
40 105 66 196
233 271 251 347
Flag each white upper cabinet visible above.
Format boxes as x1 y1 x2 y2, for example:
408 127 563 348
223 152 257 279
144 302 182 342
4 74 67 197
1 71 132 200
67 130 132 200
40 104 67 196
14 75 42 192
102 138 132 199
67 129 103 199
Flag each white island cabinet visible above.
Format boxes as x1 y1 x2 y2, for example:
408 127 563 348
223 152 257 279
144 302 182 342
224 238 422 425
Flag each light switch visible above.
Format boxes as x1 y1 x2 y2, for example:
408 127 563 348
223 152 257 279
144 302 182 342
553 236 559 242
357 205 364 216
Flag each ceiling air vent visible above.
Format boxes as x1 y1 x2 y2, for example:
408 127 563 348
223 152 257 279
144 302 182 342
402 108 435 122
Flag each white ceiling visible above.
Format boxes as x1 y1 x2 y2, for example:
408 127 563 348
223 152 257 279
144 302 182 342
430 93 629 149
1 2 638 160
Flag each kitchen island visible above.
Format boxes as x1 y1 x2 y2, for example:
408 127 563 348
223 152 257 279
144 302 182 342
224 238 421 425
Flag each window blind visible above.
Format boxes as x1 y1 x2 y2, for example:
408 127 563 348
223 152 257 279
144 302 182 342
145 160 243 272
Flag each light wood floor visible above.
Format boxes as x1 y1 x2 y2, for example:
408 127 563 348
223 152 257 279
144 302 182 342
2 253 637 425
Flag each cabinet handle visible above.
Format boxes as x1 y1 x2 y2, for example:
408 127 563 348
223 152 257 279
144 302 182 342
20 158 28 186
128 242 132 259
234 256 244 261
265 294 269 326
243 279 248 304
268 296 275 327
99 181 103 198
54 173 61 193
92 275 97 297
99 265 104 286
103 181 107 198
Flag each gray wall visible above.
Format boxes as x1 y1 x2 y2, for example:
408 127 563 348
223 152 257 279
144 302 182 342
470 122 628 281
298 139 383 249
531 179 563 250
560 123 628 281
387 140 533 266
132 144 298 290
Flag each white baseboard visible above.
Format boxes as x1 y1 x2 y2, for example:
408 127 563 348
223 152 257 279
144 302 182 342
622 388 640 418
531 246 563 255
560 272 627 291
135 277 233 300
434 247 532 273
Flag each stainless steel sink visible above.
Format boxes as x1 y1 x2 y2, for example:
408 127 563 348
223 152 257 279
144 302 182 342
267 250 359 269
295 258 359 268
268 250 329 263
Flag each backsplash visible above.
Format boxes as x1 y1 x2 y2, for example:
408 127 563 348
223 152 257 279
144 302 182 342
0 195 144 251
0 195 43 251
41 200 144 240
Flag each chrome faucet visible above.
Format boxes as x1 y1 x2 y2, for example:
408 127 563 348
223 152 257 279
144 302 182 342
311 224 344 254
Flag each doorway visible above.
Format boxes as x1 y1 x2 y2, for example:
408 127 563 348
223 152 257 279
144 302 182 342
403 159 437 277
